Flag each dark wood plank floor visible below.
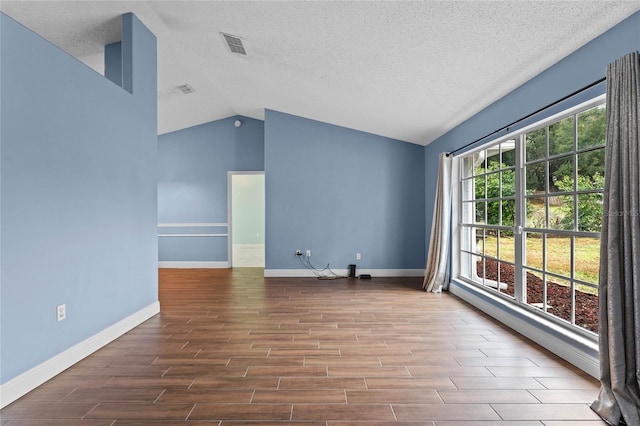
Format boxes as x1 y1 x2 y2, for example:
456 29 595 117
1 268 606 425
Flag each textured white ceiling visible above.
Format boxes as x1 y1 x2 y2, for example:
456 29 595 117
2 1 639 145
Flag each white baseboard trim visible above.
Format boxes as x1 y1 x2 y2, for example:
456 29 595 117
158 261 230 268
264 269 425 278
449 280 599 378
0 301 160 409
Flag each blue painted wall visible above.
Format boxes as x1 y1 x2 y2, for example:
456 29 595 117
264 110 425 271
0 13 157 384
425 12 640 246
157 116 264 262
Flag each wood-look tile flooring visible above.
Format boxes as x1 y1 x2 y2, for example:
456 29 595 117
1 268 606 425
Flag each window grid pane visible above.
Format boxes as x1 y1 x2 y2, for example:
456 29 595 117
457 100 604 336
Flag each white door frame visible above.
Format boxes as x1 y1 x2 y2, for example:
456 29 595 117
227 171 265 268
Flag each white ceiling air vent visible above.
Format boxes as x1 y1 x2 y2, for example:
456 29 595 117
222 33 247 55
177 84 195 94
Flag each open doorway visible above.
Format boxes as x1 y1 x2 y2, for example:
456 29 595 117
228 172 265 267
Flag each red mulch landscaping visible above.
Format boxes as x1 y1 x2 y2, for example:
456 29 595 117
478 259 599 333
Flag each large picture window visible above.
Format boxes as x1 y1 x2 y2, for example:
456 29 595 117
457 97 605 335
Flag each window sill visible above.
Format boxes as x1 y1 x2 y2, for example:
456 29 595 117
449 277 600 378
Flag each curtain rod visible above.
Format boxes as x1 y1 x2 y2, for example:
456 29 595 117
447 76 607 156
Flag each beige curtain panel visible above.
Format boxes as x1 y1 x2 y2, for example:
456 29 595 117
423 153 452 292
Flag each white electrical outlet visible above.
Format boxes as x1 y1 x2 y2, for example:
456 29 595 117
306 250 311 257
57 304 66 322
356 252 361 260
